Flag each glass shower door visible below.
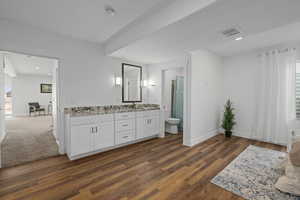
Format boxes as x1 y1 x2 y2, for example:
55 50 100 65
172 76 184 131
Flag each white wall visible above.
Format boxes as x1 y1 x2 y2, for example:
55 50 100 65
148 56 187 104
147 56 187 139
0 19 148 154
222 52 259 138
188 49 223 146
0 19 148 107
147 51 223 146
4 74 12 93
12 75 52 116
0 55 5 144
163 68 184 120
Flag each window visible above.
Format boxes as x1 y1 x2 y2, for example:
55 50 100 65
296 62 300 118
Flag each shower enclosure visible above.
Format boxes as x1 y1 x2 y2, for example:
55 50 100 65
171 76 184 131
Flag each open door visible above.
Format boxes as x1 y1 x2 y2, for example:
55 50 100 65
0 54 5 168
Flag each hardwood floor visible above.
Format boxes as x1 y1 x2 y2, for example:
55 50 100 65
0 134 285 200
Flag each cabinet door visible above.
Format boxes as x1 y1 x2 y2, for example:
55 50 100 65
136 117 146 139
70 124 93 156
151 116 160 136
93 121 114 151
144 116 160 137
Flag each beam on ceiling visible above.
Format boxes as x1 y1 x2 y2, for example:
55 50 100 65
104 0 218 55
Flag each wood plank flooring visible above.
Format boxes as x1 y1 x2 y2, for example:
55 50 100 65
0 134 286 200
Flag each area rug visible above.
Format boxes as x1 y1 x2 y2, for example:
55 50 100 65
211 145 300 200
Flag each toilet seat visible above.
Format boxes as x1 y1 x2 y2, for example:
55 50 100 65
166 118 180 124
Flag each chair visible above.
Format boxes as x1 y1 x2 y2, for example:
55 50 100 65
28 102 46 116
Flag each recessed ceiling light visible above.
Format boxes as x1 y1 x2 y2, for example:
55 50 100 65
105 5 116 16
235 37 243 41
35 67 40 70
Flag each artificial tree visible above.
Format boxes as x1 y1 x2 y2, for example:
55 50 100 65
222 99 236 137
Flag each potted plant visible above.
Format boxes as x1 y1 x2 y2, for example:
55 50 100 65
222 100 236 137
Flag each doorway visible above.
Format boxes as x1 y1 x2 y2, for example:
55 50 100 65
160 66 187 144
4 79 12 117
0 51 60 168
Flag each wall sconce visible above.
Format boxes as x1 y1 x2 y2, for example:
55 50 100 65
141 80 148 87
149 80 156 86
115 77 122 86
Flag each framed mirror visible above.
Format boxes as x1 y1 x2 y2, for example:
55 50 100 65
122 63 142 103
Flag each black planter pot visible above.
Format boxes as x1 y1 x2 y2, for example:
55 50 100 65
225 131 232 138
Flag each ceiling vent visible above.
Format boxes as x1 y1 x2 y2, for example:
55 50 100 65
105 5 116 16
222 28 240 37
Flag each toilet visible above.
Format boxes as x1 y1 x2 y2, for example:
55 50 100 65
165 118 181 134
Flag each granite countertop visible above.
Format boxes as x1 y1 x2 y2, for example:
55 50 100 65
65 104 160 117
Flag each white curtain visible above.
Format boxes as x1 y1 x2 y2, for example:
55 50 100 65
253 48 296 145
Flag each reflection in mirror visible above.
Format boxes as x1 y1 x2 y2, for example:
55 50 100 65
122 63 142 102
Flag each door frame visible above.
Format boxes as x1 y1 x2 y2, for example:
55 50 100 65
0 50 65 168
159 56 190 146
0 54 6 168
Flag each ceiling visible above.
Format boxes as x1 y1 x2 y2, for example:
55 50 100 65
1 0 300 64
1 51 55 76
111 0 300 63
0 0 168 43
209 21 300 56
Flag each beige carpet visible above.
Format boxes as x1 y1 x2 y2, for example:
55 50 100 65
1 116 59 168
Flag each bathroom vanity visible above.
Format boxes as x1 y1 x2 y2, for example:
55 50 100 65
64 64 160 160
64 105 160 160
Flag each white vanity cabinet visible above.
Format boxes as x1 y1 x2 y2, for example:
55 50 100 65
136 110 160 139
65 109 160 160
67 114 114 159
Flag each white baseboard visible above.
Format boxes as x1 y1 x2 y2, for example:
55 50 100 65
185 129 218 147
218 128 253 139
232 131 252 139
230 130 287 147
0 131 6 168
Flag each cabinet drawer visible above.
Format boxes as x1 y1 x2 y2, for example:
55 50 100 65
136 110 160 118
70 116 98 126
70 114 113 126
98 114 114 122
116 119 135 132
116 131 135 145
115 112 135 120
